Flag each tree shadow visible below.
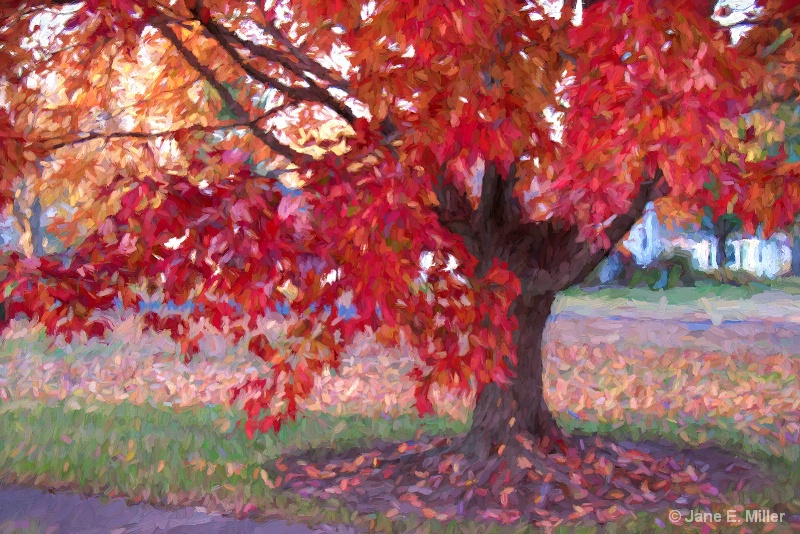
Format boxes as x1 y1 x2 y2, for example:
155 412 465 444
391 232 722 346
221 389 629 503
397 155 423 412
265 430 795 528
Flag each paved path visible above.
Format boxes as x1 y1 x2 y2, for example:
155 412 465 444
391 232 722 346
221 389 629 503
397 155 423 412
555 288 800 323
550 289 800 355
0 485 354 534
549 310 800 355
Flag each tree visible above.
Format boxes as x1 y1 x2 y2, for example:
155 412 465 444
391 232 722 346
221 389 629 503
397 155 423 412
699 208 741 276
792 216 800 276
5 183 42 257
1 0 799 461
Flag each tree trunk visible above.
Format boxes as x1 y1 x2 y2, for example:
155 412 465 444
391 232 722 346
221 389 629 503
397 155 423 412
463 292 557 460
30 196 45 257
433 165 668 460
10 191 45 258
714 216 736 282
716 229 730 272
792 232 800 277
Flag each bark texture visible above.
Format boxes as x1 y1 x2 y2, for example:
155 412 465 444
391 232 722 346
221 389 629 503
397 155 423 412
713 215 738 274
464 292 557 460
11 192 45 258
432 163 670 457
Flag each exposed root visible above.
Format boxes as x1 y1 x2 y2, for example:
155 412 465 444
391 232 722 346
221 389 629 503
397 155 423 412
270 432 778 527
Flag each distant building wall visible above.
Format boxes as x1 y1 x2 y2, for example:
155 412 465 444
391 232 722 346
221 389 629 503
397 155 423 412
624 206 793 279
623 202 664 266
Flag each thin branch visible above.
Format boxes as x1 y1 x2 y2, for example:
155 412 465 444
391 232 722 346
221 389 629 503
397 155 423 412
153 18 308 163
104 76 203 121
199 19 355 124
155 21 245 119
39 112 281 151
6 41 84 83
195 12 356 125
258 19 350 91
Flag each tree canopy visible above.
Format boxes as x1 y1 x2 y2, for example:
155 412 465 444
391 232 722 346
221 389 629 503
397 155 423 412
1 0 799 448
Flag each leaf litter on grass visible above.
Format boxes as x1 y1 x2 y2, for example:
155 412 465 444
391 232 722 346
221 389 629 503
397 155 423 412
273 431 781 529
1 313 799 528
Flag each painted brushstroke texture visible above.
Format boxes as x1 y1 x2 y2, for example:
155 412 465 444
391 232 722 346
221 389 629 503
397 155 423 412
0 0 798 531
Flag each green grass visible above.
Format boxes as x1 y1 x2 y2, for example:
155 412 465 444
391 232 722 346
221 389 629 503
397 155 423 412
559 280 771 305
560 276 800 305
0 398 796 533
764 276 800 295
0 519 43 534
0 399 468 489
2 288 799 532
0 399 473 532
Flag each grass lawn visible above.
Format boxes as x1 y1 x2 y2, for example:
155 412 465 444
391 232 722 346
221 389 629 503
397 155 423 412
0 400 468 532
1 294 799 532
559 280 776 305
560 276 800 305
0 398 797 533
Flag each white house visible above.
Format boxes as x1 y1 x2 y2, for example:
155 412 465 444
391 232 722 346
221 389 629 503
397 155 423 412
624 203 792 279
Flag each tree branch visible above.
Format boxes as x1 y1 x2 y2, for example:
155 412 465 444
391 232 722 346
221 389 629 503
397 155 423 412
38 110 285 151
154 22 244 117
495 169 672 302
582 0 605 9
431 159 531 265
257 18 350 92
190 6 355 125
562 168 669 289
196 14 356 125
153 19 309 164
470 161 501 234
432 168 480 256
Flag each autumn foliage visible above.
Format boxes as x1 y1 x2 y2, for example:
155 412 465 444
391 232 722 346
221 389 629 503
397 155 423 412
1 0 799 445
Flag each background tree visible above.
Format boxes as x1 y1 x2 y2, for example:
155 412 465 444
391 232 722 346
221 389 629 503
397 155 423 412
732 0 800 277
697 207 742 277
792 215 800 276
9 181 46 257
1 0 799 461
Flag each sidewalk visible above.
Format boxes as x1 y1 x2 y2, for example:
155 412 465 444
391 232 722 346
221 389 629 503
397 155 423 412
554 289 800 323
0 485 355 534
